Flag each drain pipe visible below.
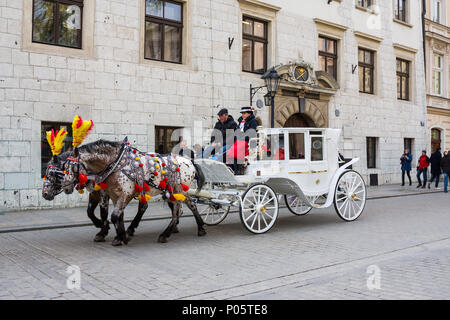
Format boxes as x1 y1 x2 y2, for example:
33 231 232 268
422 0 427 76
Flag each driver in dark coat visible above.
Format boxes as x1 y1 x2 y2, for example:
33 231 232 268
209 108 238 162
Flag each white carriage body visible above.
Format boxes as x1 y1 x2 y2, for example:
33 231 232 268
236 127 344 197
191 127 366 233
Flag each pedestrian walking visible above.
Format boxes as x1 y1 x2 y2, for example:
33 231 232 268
440 151 450 193
428 147 442 189
416 150 430 188
400 149 413 186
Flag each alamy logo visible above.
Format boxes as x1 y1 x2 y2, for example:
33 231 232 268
366 5 381 30
66 265 81 290
366 265 381 290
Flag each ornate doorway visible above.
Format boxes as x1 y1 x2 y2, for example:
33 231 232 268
431 128 441 152
284 113 316 128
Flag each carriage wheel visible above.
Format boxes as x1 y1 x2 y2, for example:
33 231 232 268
284 195 312 216
198 201 231 226
333 170 366 221
240 184 278 234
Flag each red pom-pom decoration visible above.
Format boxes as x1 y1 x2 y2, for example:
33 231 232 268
135 184 143 193
169 195 176 202
139 163 143 167
162 163 166 167
176 168 180 172
154 171 158 176
181 184 189 192
168 185 173 193
159 181 167 190
98 182 108 190
133 149 137 154
144 183 150 192
78 173 88 185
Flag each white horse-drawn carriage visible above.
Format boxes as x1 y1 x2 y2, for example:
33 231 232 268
190 127 367 234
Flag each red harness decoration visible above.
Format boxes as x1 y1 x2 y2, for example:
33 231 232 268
135 184 144 193
78 173 88 185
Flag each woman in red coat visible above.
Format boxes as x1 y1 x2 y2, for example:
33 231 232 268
416 150 430 188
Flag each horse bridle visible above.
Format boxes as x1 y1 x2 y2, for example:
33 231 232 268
46 138 129 190
43 164 65 195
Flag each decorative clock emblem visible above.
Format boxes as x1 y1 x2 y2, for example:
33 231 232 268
294 66 309 82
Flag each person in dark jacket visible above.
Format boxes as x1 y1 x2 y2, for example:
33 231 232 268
428 147 442 189
400 149 413 186
440 151 450 193
416 150 430 188
237 106 258 136
209 108 238 162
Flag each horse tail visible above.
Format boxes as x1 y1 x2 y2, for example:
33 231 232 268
192 161 205 192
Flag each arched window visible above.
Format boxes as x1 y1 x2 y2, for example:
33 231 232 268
431 128 441 153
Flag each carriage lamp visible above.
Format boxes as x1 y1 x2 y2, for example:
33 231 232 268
261 67 281 128
264 93 271 107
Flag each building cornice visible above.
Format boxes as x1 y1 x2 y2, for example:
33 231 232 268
354 31 383 43
427 106 450 116
424 18 450 32
313 18 348 32
425 31 450 44
393 43 418 54
237 0 281 12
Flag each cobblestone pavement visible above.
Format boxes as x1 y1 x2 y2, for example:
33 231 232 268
0 183 441 232
0 192 449 300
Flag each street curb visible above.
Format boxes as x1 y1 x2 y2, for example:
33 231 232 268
0 189 444 234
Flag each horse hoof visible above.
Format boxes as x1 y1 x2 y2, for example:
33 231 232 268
112 239 122 246
158 236 168 243
94 234 106 242
127 228 135 237
198 229 207 237
172 226 179 233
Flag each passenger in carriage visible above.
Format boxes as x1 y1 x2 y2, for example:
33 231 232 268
227 106 258 175
177 139 195 159
272 141 285 160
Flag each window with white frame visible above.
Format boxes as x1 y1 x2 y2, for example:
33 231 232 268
433 0 442 23
432 53 443 95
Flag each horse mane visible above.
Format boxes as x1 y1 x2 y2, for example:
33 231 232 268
77 139 121 154
58 151 73 162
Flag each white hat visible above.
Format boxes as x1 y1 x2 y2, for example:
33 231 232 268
240 106 253 113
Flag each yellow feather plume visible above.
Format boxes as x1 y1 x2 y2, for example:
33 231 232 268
72 115 94 148
46 129 68 156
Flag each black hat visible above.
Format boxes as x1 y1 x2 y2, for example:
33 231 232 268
240 106 253 113
217 108 228 116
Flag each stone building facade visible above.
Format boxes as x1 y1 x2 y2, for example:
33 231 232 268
424 0 450 152
0 0 427 210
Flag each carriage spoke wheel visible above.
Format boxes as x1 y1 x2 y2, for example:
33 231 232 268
284 195 312 216
334 170 366 221
198 201 231 226
240 184 278 234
